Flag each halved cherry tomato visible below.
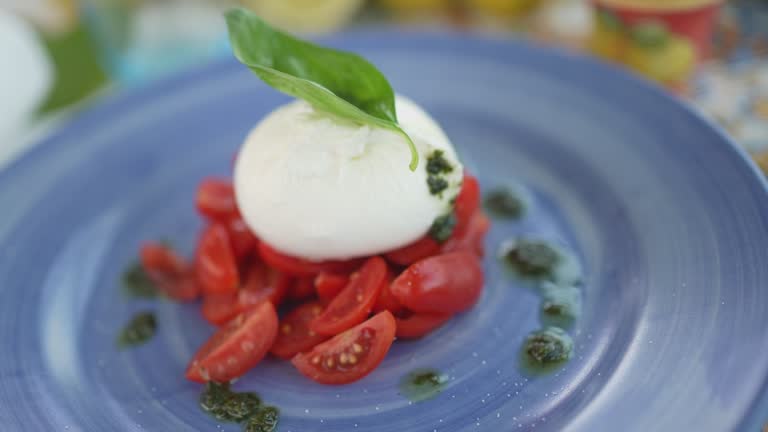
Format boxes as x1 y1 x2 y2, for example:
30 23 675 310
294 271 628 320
292 311 396 385
391 252 483 314
140 242 200 302
258 242 363 277
225 214 259 260
186 301 278 383
372 269 404 315
310 256 386 336
288 277 316 302
395 312 453 339
384 236 441 266
238 262 290 310
201 293 240 326
442 211 490 257
195 224 239 296
270 302 329 359
453 174 480 235
195 178 238 221
314 272 349 304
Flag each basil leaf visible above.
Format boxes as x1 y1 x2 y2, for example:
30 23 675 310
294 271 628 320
224 8 418 170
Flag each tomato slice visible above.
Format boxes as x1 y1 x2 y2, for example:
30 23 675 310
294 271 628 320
395 312 453 339
258 242 363 277
292 311 396 385
453 174 480 235
310 256 386 336
195 224 240 296
225 214 259 260
140 242 200 302
391 252 483 314
270 302 329 360
288 277 316 302
442 210 490 257
201 293 240 326
196 178 238 221
384 236 440 266
186 301 278 383
372 269 404 315
238 262 290 310
314 272 349 304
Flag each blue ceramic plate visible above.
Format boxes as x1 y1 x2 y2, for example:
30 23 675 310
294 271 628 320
1 33 768 432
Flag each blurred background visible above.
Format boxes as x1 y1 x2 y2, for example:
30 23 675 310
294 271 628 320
2 0 768 173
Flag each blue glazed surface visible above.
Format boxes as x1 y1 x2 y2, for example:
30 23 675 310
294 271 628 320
1 33 768 432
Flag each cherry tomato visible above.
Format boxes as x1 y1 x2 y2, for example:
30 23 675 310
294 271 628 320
292 311 396 385
258 242 363 277
238 262 290 310
270 302 329 359
140 242 200 302
288 277 316 302
442 210 490 257
391 252 483 314
372 269 404 315
195 178 238 221
384 236 441 266
225 214 259 260
201 294 240 326
310 257 386 336
186 301 278 383
195 224 239 296
314 272 349 304
395 312 452 339
453 174 480 235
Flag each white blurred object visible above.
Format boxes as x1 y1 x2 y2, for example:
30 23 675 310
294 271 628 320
242 0 365 34
0 9 53 167
533 0 592 49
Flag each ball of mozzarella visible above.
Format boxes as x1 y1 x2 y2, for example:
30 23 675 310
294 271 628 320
234 95 463 261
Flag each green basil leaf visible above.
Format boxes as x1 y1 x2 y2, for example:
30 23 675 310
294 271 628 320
224 8 418 170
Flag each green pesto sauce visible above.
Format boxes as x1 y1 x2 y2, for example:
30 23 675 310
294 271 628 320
521 327 573 374
121 262 158 299
429 213 457 243
426 150 453 197
500 238 582 286
200 382 278 431
539 282 582 328
484 187 527 219
117 311 157 348
399 369 448 402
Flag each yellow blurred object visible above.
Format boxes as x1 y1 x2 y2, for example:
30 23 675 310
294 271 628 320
595 0 720 12
625 23 695 85
467 0 542 17
241 0 364 34
754 152 768 176
377 0 450 13
589 10 626 62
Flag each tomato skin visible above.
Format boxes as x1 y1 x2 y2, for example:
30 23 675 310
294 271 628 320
314 272 349 304
310 257 387 336
442 211 490 257
384 236 440 266
292 311 396 385
372 269 404 315
395 312 452 339
238 262 290 310
258 242 363 277
186 301 278 383
453 174 480 235
195 224 240 296
391 252 483 314
196 178 238 221
140 242 200 302
225 215 259 260
270 302 329 360
201 294 240 326
288 277 316 302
